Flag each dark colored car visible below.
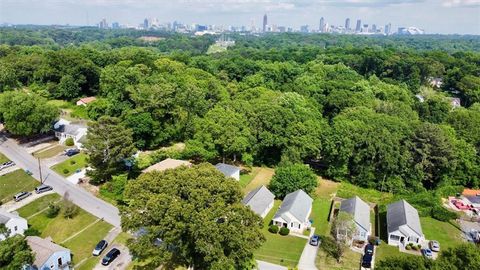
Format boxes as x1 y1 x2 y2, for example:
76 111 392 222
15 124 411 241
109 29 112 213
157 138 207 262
102 248 120 266
92 240 108 256
309 235 321 246
362 254 373 268
364 244 374 255
421 248 433 259
65 148 80 157
35 184 53 194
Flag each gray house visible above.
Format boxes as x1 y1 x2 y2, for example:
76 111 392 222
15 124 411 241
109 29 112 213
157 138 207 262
272 190 313 233
338 196 371 242
242 185 275 218
26 236 72 270
215 163 240 181
387 200 425 246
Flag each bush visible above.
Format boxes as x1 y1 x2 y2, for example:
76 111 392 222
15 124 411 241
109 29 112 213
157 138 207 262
70 160 76 165
279 227 290 236
269 163 317 199
65 137 74 146
23 227 41 236
405 245 412 250
45 203 60 218
432 205 459 221
268 225 279 234
62 198 79 219
412 245 419 251
63 169 69 175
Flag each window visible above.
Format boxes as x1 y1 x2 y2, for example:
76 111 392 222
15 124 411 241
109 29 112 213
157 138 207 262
14 226 17 231
58 257 63 266
290 222 293 227
390 234 400 241
298 224 301 229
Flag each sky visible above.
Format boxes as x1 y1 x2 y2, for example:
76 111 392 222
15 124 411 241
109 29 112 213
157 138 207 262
0 0 479 34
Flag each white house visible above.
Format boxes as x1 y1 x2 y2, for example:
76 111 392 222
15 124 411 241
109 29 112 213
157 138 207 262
142 158 192 173
215 163 240 181
337 196 371 243
387 200 425 246
53 119 88 148
272 189 313 233
242 185 275 218
26 236 72 270
0 209 28 241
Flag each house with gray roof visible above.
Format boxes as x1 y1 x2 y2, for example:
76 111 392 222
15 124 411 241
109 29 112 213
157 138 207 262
272 189 313 233
53 118 88 148
0 209 28 241
338 196 371 242
243 185 275 218
215 163 240 181
26 236 72 270
387 200 424 246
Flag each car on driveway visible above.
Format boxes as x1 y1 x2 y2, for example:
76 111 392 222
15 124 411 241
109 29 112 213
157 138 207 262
421 248 433 259
92 240 108 256
429 240 440 252
13 191 32 202
102 248 120 266
309 235 321 246
365 244 374 255
362 253 373 268
65 148 80 157
35 184 53 194
0 161 15 170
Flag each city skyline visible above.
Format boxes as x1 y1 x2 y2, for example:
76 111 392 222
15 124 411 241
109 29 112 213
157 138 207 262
0 0 479 35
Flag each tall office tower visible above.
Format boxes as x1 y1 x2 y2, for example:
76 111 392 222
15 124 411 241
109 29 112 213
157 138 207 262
143 18 150 29
300 25 309 33
371 24 377 33
263 14 268 32
345 18 350 30
319 17 325 32
99 18 108 29
385 23 392 35
355 19 361 32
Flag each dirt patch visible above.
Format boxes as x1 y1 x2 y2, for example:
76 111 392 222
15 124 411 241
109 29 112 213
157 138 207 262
316 178 339 199
243 167 275 193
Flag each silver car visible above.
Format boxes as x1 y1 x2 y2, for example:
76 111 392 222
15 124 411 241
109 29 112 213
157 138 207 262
429 240 440 252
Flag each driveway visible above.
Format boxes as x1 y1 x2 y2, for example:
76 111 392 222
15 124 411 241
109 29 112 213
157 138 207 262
298 228 318 270
93 244 131 270
0 134 121 227
1 190 55 212
256 260 287 270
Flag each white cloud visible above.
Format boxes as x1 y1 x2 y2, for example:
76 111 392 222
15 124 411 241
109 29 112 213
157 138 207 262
442 0 480 7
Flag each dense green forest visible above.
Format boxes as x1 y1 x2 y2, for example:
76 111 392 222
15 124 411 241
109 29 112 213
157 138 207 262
1 28 480 193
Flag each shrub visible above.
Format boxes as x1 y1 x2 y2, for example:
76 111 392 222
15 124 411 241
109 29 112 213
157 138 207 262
65 137 74 146
432 205 459 222
279 227 290 236
24 227 41 236
62 198 79 219
268 225 279 234
70 160 76 165
45 203 60 218
412 245 419 251
417 244 422 249
405 245 412 250
63 169 69 175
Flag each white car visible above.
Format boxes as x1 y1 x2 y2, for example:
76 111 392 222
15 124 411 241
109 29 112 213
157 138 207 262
429 240 440 252
92 240 108 256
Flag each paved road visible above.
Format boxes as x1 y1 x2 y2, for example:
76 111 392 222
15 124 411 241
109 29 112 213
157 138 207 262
0 135 121 227
298 228 318 270
256 260 287 270
2 189 55 212
93 244 131 270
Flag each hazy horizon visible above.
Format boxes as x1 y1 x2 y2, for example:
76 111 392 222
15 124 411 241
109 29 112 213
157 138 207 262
1 0 479 35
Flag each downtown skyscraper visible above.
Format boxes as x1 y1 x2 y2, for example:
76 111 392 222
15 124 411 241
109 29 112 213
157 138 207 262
263 14 268 32
355 19 362 32
345 18 350 30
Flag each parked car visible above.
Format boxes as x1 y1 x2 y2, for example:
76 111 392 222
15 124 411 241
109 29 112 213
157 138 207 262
35 184 53 194
92 240 108 256
102 248 120 266
364 244 374 255
309 235 321 246
0 161 15 170
13 191 32 202
421 248 433 259
362 254 373 268
453 200 472 210
65 148 80 157
429 240 440 252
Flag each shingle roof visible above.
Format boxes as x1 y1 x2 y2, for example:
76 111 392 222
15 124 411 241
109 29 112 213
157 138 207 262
242 185 275 216
54 123 87 136
340 196 370 231
387 200 423 236
78 97 97 104
27 236 69 267
273 189 313 224
142 158 192 173
215 163 240 177
0 209 21 224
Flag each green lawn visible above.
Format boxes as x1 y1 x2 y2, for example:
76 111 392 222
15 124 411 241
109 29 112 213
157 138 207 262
254 200 307 268
33 145 67 159
51 153 88 177
336 182 394 206
0 169 39 203
375 244 412 263
0 152 9 164
239 167 260 188
316 247 362 270
310 198 333 236
421 217 463 250
17 193 61 218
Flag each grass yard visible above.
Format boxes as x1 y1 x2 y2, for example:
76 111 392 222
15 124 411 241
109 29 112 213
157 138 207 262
375 244 412 263
254 200 307 268
421 217 463 249
316 248 362 270
0 152 9 164
51 153 88 177
336 182 394 206
17 193 61 218
243 167 275 194
33 144 67 159
0 169 38 203
310 179 339 236
239 167 260 188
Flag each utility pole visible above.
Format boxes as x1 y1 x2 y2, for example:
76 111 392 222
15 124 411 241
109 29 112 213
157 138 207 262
38 157 43 184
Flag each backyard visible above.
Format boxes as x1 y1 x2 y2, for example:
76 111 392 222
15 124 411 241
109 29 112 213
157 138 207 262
316 247 362 270
51 153 88 177
17 194 113 265
243 167 274 194
0 169 38 203
239 167 260 188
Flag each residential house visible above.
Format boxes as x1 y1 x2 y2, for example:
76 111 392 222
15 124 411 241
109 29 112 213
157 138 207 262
462 189 480 208
53 119 88 148
215 163 240 181
142 158 192 173
337 196 371 242
272 189 313 233
387 200 425 246
242 185 275 218
449 97 462 108
26 236 72 270
76 97 96 106
0 209 28 241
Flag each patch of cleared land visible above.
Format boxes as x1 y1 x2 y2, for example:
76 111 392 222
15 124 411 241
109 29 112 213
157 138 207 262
239 167 260 188
0 169 38 203
243 167 275 194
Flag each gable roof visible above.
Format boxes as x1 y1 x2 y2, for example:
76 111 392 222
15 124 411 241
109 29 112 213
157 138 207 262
142 158 192 173
273 189 313 224
215 163 240 177
0 209 22 224
243 185 275 216
77 97 96 104
463 189 480 196
54 122 87 136
387 200 423 237
340 196 370 231
27 236 69 267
